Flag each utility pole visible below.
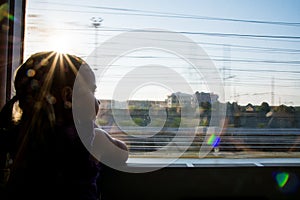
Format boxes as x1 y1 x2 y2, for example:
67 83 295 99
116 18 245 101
90 17 103 69
223 45 231 102
271 76 274 106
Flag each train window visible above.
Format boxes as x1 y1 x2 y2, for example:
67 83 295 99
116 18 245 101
0 1 25 107
23 0 300 168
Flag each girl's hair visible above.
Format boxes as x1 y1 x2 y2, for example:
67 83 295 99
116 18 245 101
14 51 84 119
0 51 93 173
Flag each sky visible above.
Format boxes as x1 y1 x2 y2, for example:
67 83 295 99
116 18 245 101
23 0 300 106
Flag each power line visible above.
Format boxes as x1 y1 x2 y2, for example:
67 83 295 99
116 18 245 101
95 28 300 40
30 2 300 27
22 40 300 68
25 17 300 40
22 2 300 93
26 30 300 54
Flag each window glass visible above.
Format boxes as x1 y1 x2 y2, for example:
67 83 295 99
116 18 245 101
24 0 300 161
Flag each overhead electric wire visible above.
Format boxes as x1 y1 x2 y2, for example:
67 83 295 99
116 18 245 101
26 18 300 41
26 27 300 55
32 1 300 27
24 1 300 101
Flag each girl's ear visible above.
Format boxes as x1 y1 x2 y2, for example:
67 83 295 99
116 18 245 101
61 86 73 102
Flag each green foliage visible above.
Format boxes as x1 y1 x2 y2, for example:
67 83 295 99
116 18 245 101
199 118 209 126
257 123 266 128
132 117 144 126
95 118 108 126
171 117 181 127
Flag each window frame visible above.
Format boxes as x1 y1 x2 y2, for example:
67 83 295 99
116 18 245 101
19 0 300 167
0 0 26 109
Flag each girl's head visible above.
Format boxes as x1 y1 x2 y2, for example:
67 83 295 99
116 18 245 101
13 51 98 125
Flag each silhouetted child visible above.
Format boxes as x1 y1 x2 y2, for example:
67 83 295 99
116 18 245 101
0 51 128 200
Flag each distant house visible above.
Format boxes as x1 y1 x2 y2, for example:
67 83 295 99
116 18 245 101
266 108 296 128
192 91 219 107
167 92 192 108
127 100 166 108
99 99 114 109
245 103 255 112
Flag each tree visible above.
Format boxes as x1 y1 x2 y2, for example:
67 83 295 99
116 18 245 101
259 102 270 114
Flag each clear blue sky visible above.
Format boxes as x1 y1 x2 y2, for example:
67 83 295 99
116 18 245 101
24 0 300 106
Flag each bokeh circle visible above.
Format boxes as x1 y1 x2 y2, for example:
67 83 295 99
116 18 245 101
73 29 226 173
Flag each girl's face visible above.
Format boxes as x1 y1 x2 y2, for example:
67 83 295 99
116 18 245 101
72 63 99 121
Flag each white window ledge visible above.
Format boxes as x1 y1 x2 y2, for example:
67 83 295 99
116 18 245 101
126 157 300 168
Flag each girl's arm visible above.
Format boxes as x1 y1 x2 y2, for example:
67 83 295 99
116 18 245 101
92 128 129 165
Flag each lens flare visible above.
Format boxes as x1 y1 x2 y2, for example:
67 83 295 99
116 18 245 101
273 171 300 195
212 137 220 147
0 3 15 22
207 134 220 147
275 172 290 188
26 69 36 77
8 14 14 21
74 29 226 173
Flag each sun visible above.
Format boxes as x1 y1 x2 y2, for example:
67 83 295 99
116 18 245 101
47 34 74 54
